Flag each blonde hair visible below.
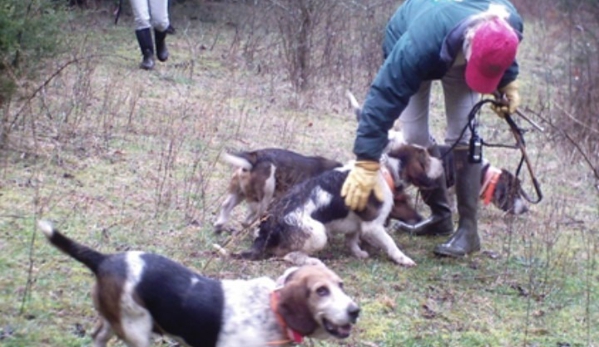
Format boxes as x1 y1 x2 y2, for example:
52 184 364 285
463 4 512 60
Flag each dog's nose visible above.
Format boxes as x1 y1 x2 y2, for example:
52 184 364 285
347 304 360 322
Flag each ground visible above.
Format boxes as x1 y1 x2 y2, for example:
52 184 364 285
0 3 597 347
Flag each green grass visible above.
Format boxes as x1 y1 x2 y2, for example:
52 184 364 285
0 3 598 347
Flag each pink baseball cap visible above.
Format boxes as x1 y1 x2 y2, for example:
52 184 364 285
465 18 519 94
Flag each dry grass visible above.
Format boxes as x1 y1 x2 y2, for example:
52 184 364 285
0 3 597 347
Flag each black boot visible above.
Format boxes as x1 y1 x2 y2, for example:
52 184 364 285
411 145 453 236
135 28 155 70
434 147 482 257
154 28 169 62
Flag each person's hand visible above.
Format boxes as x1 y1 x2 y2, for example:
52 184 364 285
341 160 384 211
491 80 520 117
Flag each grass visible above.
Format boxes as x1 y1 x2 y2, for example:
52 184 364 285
0 3 598 347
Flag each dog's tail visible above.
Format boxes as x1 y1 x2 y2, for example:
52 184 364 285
346 90 362 122
38 220 107 274
221 152 253 171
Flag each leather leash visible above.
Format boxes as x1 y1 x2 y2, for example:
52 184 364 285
502 110 543 204
490 91 543 204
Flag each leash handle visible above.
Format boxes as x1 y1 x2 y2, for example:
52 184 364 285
493 91 545 132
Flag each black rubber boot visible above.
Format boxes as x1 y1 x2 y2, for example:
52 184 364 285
135 28 155 70
411 145 453 236
434 147 482 257
154 28 169 62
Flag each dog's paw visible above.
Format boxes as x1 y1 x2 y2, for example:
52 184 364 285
303 257 326 267
213 223 226 234
352 249 369 259
231 250 262 260
397 256 416 267
214 224 239 235
212 244 229 256
282 252 325 266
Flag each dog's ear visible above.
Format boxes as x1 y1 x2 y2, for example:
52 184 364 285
276 267 299 286
277 271 319 336
396 146 437 188
237 151 260 166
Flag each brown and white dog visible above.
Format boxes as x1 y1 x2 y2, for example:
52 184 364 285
347 90 528 216
215 147 423 232
38 220 360 347
237 143 444 267
214 148 343 233
438 145 528 215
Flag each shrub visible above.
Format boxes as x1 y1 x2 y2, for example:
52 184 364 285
0 0 67 146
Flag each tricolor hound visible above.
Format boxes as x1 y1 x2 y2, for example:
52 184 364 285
215 147 424 233
238 143 444 267
38 220 359 347
214 148 342 233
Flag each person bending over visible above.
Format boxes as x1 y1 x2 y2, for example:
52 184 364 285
342 0 523 258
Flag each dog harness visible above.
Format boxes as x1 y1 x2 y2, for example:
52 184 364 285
269 289 304 345
480 166 502 205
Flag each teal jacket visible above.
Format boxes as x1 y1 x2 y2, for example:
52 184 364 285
354 0 523 160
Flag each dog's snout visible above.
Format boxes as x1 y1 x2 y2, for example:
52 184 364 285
348 304 360 322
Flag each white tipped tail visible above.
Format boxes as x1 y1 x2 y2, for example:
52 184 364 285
37 219 106 273
346 90 362 121
346 90 360 110
221 153 253 170
38 220 55 238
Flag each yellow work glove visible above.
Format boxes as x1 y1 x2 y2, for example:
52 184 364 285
491 80 520 117
341 160 385 211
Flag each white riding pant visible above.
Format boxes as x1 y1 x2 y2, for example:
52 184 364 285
129 0 169 32
400 64 480 148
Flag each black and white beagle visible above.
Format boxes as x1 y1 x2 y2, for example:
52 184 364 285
38 220 359 347
238 143 443 267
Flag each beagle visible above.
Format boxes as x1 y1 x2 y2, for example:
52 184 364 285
38 220 360 347
238 143 443 267
438 144 529 214
214 148 342 233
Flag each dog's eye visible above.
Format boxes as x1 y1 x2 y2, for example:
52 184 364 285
338 282 344 290
316 286 330 297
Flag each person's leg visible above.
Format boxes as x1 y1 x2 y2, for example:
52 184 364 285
443 64 480 147
401 82 453 236
131 0 154 70
149 0 170 62
434 64 482 257
400 81 433 147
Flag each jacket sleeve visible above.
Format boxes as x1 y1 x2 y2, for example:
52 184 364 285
498 11 524 89
353 34 428 161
